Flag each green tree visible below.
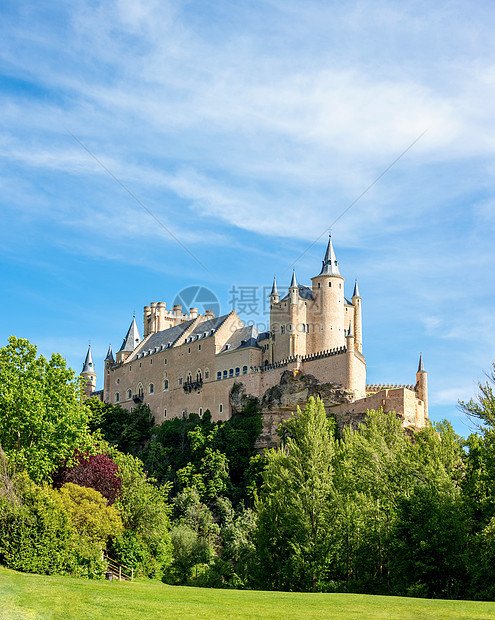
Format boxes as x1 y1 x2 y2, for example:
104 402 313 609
0 337 93 482
256 397 335 591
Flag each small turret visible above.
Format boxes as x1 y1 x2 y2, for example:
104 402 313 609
81 345 97 397
105 345 114 363
289 270 298 304
352 279 363 353
103 345 114 403
270 276 280 303
415 353 428 423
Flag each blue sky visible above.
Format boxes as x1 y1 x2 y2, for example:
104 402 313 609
2 0 495 436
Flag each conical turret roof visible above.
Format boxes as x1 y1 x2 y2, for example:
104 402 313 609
105 345 114 362
270 276 279 297
319 235 341 276
352 279 360 298
81 345 95 375
119 317 141 353
417 353 425 373
290 270 298 288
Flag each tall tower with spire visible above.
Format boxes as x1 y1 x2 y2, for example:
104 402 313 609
103 345 114 403
80 344 97 398
310 235 346 351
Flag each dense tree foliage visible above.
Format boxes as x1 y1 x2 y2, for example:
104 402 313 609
0 337 93 482
6 338 495 600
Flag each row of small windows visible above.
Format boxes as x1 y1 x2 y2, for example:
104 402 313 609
216 366 248 380
281 324 310 334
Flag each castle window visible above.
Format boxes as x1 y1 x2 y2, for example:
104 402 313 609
182 411 187 419
199 344 201 351
205 368 210 379
129 366 132 372
179 377 183 386
117 379 120 384
164 379 169 390
219 404 223 414
217 371 221 380
196 370 202 382
139 362 142 368
107 370 109 375
318 283 320 288
242 366 248 375
128 389 132 399
199 407 203 416
164 359 167 365
339 283 342 289
235 367 240 376
229 369 234 378
306 324 309 332
115 393 120 402
186 372 192 383
150 359 153 365
137 383 144 397
223 370 227 379
164 409 167 418
329 282 331 287
149 383 154 394
281 326 285 334
188 347 191 354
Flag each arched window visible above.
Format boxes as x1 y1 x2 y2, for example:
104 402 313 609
186 372 192 384
217 371 221 380
223 370 227 379
199 407 203 417
219 403 223 414
205 368 210 380
164 379 169 391
137 383 144 397
128 389 132 399
235 367 240 376
149 383 154 394
242 366 248 375
115 393 120 403
229 368 234 378
196 369 202 383
164 409 167 418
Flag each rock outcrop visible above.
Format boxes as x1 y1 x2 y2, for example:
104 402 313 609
230 369 367 451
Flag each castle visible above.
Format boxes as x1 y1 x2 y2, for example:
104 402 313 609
81 237 428 430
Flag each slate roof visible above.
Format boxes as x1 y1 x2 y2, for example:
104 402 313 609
119 318 141 353
81 345 94 374
219 324 260 353
129 314 230 361
281 284 313 302
319 235 342 277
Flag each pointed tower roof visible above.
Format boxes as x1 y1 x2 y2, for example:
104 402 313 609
81 345 95 375
417 353 425 373
119 317 142 353
352 279 360 298
270 276 279 297
319 235 341 276
105 345 114 362
346 322 354 338
290 269 298 288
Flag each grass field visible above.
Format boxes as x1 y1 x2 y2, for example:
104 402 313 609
1 567 495 620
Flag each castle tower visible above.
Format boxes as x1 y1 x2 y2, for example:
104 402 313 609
415 354 428 421
81 345 97 398
310 235 346 351
103 345 114 403
269 276 280 304
352 280 362 353
116 317 141 363
289 270 299 356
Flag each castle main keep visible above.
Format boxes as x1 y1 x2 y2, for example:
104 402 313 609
81 237 428 430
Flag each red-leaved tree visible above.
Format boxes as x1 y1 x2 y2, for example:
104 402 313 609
53 450 122 504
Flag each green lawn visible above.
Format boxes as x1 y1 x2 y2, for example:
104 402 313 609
1 567 495 620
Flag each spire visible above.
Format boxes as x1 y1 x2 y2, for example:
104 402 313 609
81 345 95 375
270 276 279 297
319 235 341 276
290 269 298 288
346 322 354 338
417 353 425 373
105 345 114 362
119 317 141 353
352 279 360 298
